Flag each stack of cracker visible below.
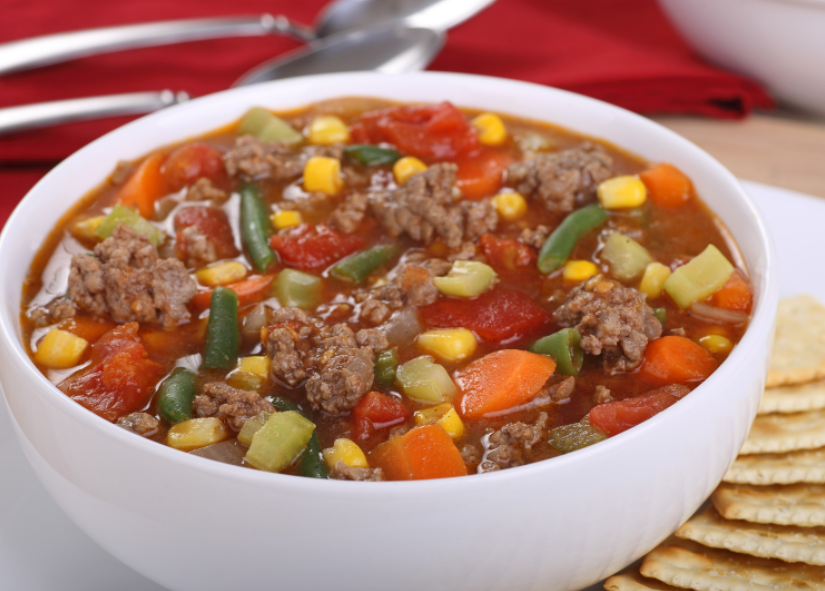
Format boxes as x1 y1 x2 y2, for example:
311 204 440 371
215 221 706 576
605 296 825 590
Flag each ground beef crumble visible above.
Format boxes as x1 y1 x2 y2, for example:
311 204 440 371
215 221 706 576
116 412 160 437
223 135 343 182
480 412 549 472
329 192 369 233
68 225 197 329
330 461 385 481
519 225 552 249
194 382 275 431
28 296 76 327
178 226 218 268
554 274 662 374
186 177 228 202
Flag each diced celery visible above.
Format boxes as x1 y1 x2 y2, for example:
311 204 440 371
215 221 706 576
395 356 457 404
664 244 734 309
433 261 497 297
244 411 315 472
237 107 303 146
95 205 165 247
273 269 322 309
601 233 653 281
549 416 606 454
516 131 555 153
237 411 274 446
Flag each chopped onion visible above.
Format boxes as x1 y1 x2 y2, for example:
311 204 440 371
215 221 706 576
382 306 422 346
189 439 247 466
689 301 749 325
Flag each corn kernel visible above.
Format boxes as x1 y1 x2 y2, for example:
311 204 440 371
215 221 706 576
639 262 672 299
304 156 343 195
417 328 477 362
237 356 270 379
71 215 106 241
414 403 465 439
308 115 350 145
699 334 733 355
597 176 647 209
563 260 599 282
322 438 369 469
34 328 89 369
492 191 527 221
167 418 229 451
195 261 248 287
472 113 507 146
393 156 428 185
271 209 303 231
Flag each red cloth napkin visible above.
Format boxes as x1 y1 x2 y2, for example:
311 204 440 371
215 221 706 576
0 0 774 226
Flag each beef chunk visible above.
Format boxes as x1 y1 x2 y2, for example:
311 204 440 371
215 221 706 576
28 296 76 327
116 412 160 437
186 177 228 202
178 226 218 268
481 412 549 472
355 328 390 351
194 383 274 432
554 275 662 374
224 136 343 182
519 225 552 249
370 164 497 248
543 376 576 403
329 192 369 233
507 143 613 212
593 385 614 405
330 461 385 481
68 225 196 328
460 444 480 470
264 308 314 387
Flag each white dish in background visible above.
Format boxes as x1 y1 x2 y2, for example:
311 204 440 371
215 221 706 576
658 0 825 116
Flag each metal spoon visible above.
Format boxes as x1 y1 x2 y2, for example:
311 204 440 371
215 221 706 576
0 26 443 135
0 0 493 75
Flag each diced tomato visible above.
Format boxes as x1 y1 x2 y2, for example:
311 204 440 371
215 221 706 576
350 102 480 161
708 270 752 313
455 149 513 199
479 234 536 272
162 142 226 191
420 287 553 344
174 206 239 261
270 224 364 271
59 323 165 422
589 384 690 436
352 391 411 441
191 274 274 310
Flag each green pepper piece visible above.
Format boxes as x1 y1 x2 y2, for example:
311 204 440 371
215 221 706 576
653 307 666 326
375 347 399 388
537 204 608 274
237 107 303 146
549 416 607 454
331 245 399 284
273 269 322 309
240 183 277 273
202 287 240 370
95 205 165 247
156 367 197 424
268 396 328 479
530 328 583 376
343 144 402 166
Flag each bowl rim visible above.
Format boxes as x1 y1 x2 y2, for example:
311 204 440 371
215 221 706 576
0 71 778 496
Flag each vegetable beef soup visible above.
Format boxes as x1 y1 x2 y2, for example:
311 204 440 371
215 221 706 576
21 98 751 481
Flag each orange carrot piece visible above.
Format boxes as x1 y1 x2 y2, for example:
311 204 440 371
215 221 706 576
369 425 468 480
455 349 556 419
639 163 693 208
455 149 513 200
191 274 274 310
708 270 752 313
56 317 117 344
639 336 718 386
115 152 168 218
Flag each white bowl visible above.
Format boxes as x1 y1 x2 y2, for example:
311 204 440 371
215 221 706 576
0 72 777 591
658 0 825 116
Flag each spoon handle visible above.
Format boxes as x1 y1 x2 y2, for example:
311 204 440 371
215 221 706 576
0 91 189 135
0 15 316 76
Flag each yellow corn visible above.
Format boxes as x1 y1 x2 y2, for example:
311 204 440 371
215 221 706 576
414 403 465 439
308 115 351 145
492 191 527 221
304 156 343 195
195 261 248 287
237 356 270 379
167 418 229 451
699 334 733 355
597 175 647 209
472 113 507 146
34 328 89 369
639 262 672 299
393 156 428 185
417 328 477 362
71 215 106 241
563 260 599 282
322 438 369 469
271 209 303 231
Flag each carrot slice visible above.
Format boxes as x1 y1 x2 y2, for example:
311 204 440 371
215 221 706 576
455 349 556 419
638 336 718 386
115 152 168 218
369 424 468 480
191 275 274 310
639 163 693 207
455 149 513 200
708 270 752 313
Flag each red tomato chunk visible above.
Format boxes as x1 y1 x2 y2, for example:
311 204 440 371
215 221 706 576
352 391 411 441
163 143 225 191
479 234 536 272
589 384 690 436
270 224 364 271
174 206 239 262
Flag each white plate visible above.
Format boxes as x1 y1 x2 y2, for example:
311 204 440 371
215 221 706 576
0 180 817 591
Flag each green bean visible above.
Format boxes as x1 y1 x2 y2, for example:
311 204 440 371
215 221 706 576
269 396 329 479
343 144 401 166
202 287 240 370
331 245 398 284
530 328 583 376
240 183 276 272
156 367 197 424
537 204 608 274
375 347 399 388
